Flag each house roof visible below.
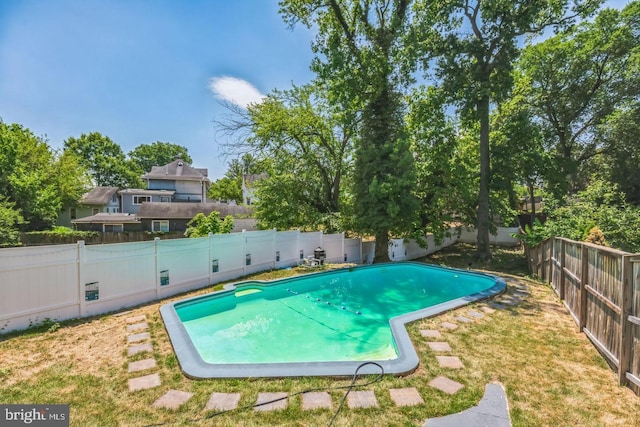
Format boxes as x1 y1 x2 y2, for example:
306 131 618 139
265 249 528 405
142 159 210 182
80 187 119 205
72 213 140 224
118 189 176 196
136 202 252 219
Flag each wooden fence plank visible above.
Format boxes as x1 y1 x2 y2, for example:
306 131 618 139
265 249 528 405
620 255 633 385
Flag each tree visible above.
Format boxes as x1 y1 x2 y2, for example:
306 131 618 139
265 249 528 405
208 176 242 203
0 122 72 230
184 212 234 237
0 196 25 247
280 0 419 262
64 132 144 188
128 141 192 174
516 2 640 195
208 153 265 203
595 101 640 204
216 83 354 232
407 86 477 242
415 0 600 260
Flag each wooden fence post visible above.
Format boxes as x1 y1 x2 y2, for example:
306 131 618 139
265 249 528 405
559 239 566 301
619 255 633 386
579 243 589 331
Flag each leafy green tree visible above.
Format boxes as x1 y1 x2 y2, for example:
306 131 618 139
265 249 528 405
414 0 599 260
64 132 144 188
0 122 70 230
407 86 477 242
490 86 551 223
0 196 25 247
596 101 640 204
128 141 192 174
208 153 266 203
280 0 419 262
208 176 243 203
184 211 234 237
536 180 640 252
217 83 354 232
516 2 640 195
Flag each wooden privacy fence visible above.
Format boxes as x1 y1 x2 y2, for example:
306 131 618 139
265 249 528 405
526 237 640 396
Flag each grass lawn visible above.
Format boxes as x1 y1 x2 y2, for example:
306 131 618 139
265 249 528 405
1 243 638 426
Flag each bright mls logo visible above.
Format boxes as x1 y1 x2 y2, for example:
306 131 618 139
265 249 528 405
1 405 69 426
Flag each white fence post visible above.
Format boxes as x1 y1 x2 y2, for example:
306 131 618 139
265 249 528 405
154 237 160 299
77 240 86 317
242 230 247 276
208 232 213 285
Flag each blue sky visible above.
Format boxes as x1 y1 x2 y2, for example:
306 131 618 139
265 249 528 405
0 0 629 181
0 0 315 180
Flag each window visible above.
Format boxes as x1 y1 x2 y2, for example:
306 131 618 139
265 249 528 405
133 195 151 205
92 208 99 215
103 224 123 232
160 196 171 203
70 208 76 220
152 220 169 232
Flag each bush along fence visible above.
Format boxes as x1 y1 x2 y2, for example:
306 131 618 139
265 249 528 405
526 237 640 396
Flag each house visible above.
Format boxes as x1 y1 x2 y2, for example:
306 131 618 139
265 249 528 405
57 186 120 227
242 173 267 205
142 158 210 202
118 189 175 214
72 213 141 233
136 202 254 232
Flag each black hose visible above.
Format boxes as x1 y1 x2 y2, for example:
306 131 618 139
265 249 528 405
143 361 384 426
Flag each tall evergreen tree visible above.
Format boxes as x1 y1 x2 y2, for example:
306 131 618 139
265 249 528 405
280 0 418 262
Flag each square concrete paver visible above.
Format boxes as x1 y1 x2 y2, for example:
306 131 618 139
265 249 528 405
153 390 194 409
389 388 424 407
440 322 458 330
128 342 153 356
428 342 452 352
480 306 496 314
128 358 157 373
420 329 443 339
347 390 378 408
436 355 465 369
206 392 241 412
128 373 161 392
126 322 148 333
455 316 473 323
127 332 150 343
467 310 484 319
126 315 146 324
255 392 288 411
302 392 332 410
429 376 464 394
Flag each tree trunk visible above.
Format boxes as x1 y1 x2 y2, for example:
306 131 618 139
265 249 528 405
528 180 536 225
476 96 491 261
374 231 390 263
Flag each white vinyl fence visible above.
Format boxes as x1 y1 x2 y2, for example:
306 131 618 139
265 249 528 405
0 227 518 333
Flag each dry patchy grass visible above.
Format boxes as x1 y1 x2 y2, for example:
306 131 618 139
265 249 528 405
1 246 639 426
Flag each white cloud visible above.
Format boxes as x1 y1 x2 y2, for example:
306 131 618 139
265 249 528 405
208 76 264 108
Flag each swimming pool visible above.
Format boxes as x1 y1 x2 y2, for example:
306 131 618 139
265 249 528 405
160 262 505 378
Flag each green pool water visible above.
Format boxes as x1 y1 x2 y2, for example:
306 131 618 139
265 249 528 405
175 263 497 365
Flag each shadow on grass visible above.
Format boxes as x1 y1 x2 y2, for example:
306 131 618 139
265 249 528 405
419 243 529 277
